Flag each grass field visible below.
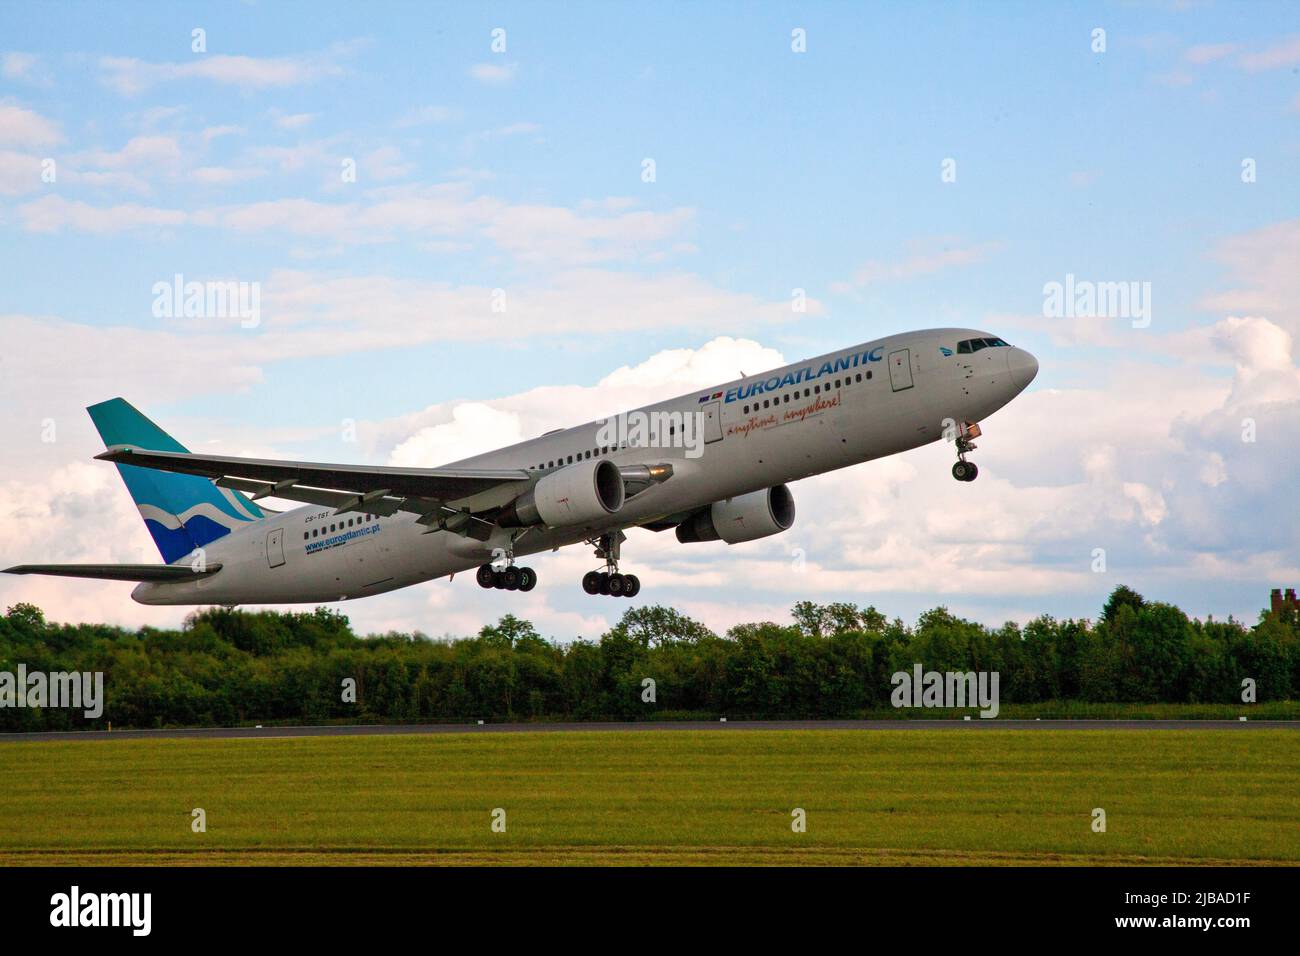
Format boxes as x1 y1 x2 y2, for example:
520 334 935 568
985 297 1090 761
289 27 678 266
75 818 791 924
2 730 1297 865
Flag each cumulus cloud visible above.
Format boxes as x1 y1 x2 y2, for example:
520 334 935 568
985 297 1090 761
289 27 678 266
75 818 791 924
2 318 1297 635
1199 219 1300 337
0 102 62 147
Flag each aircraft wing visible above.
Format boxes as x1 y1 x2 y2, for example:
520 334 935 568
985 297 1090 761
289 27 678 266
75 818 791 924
95 447 530 503
4 563 222 582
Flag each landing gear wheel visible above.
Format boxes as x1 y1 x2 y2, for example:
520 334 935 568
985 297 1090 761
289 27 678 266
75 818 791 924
476 564 496 588
608 572 626 596
582 570 603 595
962 462 978 482
952 461 973 482
517 567 536 592
598 572 612 595
502 566 521 590
623 574 641 598
492 570 506 589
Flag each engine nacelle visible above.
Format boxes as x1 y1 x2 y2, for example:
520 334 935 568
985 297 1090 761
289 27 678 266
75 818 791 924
499 458 625 528
675 485 795 545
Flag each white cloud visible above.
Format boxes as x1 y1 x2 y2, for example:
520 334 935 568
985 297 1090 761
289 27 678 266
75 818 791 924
14 183 699 266
390 404 525 467
77 134 183 170
259 268 803 349
1199 219 1300 337
2 53 46 84
200 124 244 143
1238 35 1300 72
0 148 43 196
190 165 266 185
1184 43 1239 65
99 50 347 95
2 320 1297 635
273 112 316 130
19 195 187 232
361 145 412 182
0 102 62 147
469 62 517 85
394 105 455 127
833 239 1001 292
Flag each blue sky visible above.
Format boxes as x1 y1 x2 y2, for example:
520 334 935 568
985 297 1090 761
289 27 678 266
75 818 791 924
1 1 1298 638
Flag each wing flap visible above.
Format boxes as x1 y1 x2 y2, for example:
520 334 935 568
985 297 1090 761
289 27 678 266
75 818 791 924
4 563 223 582
214 477 408 516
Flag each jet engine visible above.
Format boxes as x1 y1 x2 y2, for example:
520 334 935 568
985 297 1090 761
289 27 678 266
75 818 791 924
674 485 795 544
499 458 625 528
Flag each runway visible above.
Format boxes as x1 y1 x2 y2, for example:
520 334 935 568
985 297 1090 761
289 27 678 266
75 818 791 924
1 718 1293 742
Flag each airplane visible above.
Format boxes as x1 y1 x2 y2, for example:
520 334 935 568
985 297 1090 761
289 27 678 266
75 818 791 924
5 328 1037 605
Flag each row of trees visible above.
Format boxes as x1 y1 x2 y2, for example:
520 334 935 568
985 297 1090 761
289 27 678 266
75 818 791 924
0 586 1296 730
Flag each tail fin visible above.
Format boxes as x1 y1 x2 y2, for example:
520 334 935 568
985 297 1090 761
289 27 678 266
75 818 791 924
87 398 265 564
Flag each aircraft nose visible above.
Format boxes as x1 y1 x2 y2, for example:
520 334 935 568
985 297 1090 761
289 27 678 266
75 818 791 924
1007 347 1039 389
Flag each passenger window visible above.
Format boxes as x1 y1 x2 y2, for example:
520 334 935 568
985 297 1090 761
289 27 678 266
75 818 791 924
835 379 841 388
867 370 872 379
303 532 308 540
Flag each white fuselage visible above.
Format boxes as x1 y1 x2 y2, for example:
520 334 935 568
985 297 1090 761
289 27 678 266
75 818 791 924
132 328 1037 605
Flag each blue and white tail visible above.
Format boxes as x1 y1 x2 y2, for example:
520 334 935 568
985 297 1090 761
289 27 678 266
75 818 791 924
87 398 266 564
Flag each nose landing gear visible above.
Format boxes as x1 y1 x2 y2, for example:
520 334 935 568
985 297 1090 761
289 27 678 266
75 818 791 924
581 531 641 598
952 421 981 482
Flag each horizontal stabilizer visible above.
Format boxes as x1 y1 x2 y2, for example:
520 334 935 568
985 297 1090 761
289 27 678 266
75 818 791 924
3 563 222 583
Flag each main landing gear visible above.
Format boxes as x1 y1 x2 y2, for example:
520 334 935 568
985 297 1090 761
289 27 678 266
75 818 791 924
952 421 982 482
581 531 641 598
476 559 537 592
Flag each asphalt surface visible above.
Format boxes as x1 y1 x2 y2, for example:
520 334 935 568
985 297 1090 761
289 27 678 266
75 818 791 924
0 719 1293 742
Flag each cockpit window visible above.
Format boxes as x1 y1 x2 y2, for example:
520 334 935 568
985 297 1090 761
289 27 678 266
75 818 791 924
957 337 1009 353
